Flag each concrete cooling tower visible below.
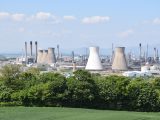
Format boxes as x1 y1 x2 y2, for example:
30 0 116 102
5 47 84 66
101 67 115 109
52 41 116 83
112 47 128 71
41 50 48 64
48 48 56 64
37 50 43 63
85 47 103 70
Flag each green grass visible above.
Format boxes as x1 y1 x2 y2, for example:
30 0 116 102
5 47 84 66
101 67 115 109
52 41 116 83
0 107 160 120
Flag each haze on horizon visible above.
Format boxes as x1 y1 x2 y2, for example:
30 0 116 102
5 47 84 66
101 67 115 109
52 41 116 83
0 0 160 53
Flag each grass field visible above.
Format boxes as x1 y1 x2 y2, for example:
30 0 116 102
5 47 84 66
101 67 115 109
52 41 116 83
0 107 160 120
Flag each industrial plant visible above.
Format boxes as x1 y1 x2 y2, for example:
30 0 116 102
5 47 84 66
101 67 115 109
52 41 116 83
0 41 160 77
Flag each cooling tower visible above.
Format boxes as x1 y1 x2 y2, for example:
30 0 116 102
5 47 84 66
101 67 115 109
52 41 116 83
48 48 56 64
112 47 128 71
41 50 48 64
37 50 43 63
85 47 103 70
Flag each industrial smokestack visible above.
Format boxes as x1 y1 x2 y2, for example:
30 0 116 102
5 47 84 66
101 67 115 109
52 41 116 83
35 41 38 63
57 45 59 61
30 41 33 56
48 48 56 64
146 44 148 62
139 43 142 60
154 47 157 61
41 50 48 64
72 51 74 62
25 42 27 64
37 50 43 63
112 47 128 71
85 46 103 70
25 42 27 57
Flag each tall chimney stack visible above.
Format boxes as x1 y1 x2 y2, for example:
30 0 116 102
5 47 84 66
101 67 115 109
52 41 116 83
35 41 38 63
154 47 156 61
72 51 74 62
25 42 27 64
57 45 59 61
30 41 32 56
139 43 142 60
146 44 148 62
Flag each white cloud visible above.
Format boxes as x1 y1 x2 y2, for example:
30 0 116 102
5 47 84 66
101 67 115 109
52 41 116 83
27 12 60 24
12 13 25 21
0 12 60 24
34 12 53 20
118 29 134 38
82 16 110 24
0 12 10 20
153 18 160 24
63 16 76 21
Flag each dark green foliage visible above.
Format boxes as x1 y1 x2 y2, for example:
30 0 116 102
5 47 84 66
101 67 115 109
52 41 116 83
95 76 130 109
1 65 160 111
0 83 13 102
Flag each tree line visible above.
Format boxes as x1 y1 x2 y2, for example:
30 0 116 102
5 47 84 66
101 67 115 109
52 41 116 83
0 64 160 112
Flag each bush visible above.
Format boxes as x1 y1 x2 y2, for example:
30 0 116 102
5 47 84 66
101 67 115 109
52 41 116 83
0 69 160 111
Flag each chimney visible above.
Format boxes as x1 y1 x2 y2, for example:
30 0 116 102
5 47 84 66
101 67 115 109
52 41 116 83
57 45 59 61
25 41 27 64
30 41 33 56
139 43 142 60
35 41 38 63
154 47 157 61
72 51 74 62
146 44 148 62
85 46 103 70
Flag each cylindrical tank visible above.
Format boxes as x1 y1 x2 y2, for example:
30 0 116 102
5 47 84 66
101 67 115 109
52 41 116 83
85 46 103 70
112 47 128 71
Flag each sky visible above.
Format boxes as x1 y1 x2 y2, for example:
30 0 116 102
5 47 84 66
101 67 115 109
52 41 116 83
0 0 160 53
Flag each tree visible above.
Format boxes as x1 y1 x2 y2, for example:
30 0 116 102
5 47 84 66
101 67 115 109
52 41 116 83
65 70 97 107
95 75 130 109
0 64 23 91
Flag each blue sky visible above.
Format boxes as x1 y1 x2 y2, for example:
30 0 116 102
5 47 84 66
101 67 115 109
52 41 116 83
0 0 160 53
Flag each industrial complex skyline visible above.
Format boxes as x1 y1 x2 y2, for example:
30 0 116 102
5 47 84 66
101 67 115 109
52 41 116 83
0 0 160 53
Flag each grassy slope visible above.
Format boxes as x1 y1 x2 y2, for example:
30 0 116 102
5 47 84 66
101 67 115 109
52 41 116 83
0 107 160 120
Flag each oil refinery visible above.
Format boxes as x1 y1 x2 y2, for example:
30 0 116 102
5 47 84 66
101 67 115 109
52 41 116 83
0 41 160 77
